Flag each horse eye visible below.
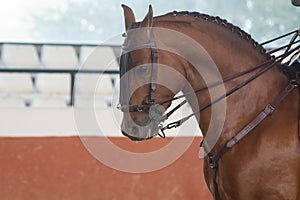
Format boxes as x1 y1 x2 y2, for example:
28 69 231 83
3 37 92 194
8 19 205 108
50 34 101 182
136 65 149 74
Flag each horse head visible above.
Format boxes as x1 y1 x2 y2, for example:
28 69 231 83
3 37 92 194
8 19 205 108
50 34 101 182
119 5 188 141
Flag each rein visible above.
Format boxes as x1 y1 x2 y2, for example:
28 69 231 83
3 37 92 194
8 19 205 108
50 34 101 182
159 30 300 104
159 43 300 135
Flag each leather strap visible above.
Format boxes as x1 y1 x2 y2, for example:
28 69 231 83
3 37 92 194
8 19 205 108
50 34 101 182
202 81 298 200
149 48 158 103
209 82 297 164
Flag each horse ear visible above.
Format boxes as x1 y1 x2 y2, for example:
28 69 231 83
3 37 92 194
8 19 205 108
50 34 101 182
122 4 136 31
141 5 153 28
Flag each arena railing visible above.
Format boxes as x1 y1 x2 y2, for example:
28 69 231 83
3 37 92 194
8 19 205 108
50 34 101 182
0 41 120 107
0 68 119 106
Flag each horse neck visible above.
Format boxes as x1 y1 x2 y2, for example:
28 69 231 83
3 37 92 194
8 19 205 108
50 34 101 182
160 18 288 148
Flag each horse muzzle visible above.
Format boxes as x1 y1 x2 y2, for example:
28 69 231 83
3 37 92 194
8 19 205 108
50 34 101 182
121 104 165 141
121 120 159 141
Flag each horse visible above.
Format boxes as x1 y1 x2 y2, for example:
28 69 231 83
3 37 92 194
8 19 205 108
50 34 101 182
118 5 300 200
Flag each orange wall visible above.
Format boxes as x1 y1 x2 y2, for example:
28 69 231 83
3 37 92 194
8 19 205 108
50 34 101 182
0 137 212 200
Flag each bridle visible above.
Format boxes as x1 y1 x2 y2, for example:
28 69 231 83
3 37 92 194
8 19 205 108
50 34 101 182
119 30 158 113
118 28 300 140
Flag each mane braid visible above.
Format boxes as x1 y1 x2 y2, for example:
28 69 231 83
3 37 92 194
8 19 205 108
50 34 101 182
158 11 270 58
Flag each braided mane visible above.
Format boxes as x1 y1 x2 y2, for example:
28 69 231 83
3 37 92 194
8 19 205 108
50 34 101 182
156 11 270 57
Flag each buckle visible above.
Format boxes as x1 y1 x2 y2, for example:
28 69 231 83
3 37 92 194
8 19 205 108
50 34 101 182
290 79 300 87
263 104 275 115
208 156 218 169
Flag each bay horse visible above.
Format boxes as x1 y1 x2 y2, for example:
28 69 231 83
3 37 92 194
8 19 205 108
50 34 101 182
119 5 300 200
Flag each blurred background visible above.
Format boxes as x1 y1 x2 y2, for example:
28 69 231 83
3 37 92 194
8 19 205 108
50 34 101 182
0 1 298 200
1 0 299 46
